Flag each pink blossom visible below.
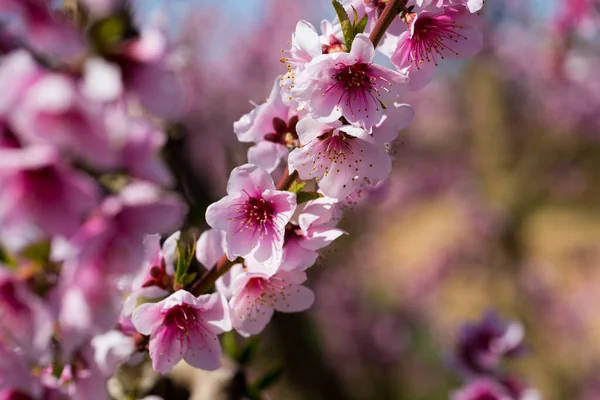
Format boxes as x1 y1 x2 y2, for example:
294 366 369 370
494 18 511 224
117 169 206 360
6 70 117 169
132 290 231 373
0 270 53 397
0 0 84 58
234 77 298 173
0 146 99 250
62 182 186 278
205 164 296 270
121 231 181 319
390 5 483 90
0 51 42 117
56 183 185 355
454 311 526 376
229 268 314 336
0 343 42 398
450 379 513 400
51 331 135 400
288 118 392 199
283 20 323 73
281 198 346 272
105 106 174 187
340 0 405 37
280 20 323 99
109 29 185 119
319 19 345 54
410 0 484 13
0 269 53 362
292 33 407 130
196 229 246 299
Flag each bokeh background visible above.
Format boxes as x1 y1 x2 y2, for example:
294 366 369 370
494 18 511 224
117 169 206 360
141 0 600 398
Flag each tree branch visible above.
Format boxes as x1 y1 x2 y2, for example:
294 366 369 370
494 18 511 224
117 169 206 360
368 0 405 47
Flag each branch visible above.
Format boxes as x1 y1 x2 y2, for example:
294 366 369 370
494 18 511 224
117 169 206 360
368 0 405 47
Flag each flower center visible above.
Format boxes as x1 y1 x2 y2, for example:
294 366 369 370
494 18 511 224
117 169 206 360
334 63 372 92
141 261 171 290
264 116 300 149
164 303 198 332
230 196 277 237
409 12 466 67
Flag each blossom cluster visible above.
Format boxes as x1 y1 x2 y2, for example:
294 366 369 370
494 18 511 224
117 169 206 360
449 312 540 400
0 0 485 398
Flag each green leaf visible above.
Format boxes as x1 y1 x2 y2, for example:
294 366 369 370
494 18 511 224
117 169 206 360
20 241 51 263
288 180 306 195
252 365 284 392
332 0 356 51
355 13 369 35
181 272 197 287
331 0 350 23
238 336 261 365
352 5 359 24
89 15 128 52
341 19 355 51
175 241 187 279
297 191 323 204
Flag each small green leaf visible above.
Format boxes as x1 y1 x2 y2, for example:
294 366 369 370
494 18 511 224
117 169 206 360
175 242 187 278
288 180 306 195
238 336 261 365
252 365 284 392
20 241 51 263
341 19 355 51
355 13 369 35
297 191 323 204
181 272 197 286
332 0 350 23
352 6 359 24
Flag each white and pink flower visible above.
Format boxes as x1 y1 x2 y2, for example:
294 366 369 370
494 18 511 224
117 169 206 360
288 118 392 199
229 267 314 336
234 77 298 173
281 198 346 272
292 34 407 130
205 164 296 270
390 5 483 90
132 290 231 373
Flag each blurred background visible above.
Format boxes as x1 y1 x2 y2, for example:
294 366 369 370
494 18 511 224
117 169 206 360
140 0 600 398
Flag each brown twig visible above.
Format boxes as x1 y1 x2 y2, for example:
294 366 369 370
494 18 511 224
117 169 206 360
368 0 405 47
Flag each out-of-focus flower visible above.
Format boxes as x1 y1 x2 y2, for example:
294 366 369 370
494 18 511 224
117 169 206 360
0 146 99 250
132 290 231 373
0 0 84 58
450 379 513 400
454 311 525 376
56 183 185 356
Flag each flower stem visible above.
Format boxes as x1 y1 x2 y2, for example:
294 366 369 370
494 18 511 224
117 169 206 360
189 167 299 296
368 0 406 47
